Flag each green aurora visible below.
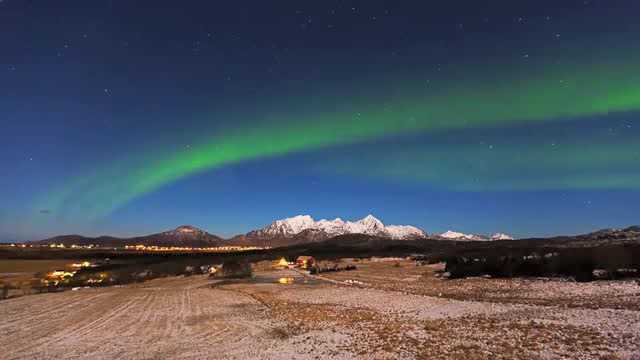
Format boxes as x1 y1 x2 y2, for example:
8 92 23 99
320 138 640 191
37 56 640 220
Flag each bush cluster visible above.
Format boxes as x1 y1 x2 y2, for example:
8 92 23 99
444 245 640 282
315 264 357 274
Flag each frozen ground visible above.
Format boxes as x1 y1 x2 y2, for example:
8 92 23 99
1 263 639 359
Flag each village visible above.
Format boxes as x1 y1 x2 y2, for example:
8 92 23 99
0 253 351 299
0 242 269 252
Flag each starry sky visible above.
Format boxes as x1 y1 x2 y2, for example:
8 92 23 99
1 0 639 241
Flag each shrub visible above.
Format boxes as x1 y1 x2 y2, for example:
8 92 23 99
442 245 640 281
1 283 8 299
219 259 252 278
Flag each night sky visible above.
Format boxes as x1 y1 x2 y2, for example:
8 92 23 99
1 1 639 241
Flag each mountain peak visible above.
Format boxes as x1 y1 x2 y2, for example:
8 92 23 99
360 214 382 223
491 232 514 240
440 230 466 238
290 214 314 221
355 214 385 233
175 225 202 233
438 230 513 241
438 230 488 241
161 225 210 238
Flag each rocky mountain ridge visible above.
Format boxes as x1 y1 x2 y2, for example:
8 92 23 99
30 220 640 249
228 214 427 247
34 225 223 248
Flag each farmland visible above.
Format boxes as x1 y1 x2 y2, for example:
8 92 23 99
1 260 639 359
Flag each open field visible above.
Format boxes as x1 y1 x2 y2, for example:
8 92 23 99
320 259 640 311
1 262 639 359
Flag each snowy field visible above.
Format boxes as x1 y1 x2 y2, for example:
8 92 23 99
1 264 639 359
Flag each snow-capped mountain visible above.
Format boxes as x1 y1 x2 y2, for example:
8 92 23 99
160 225 210 239
260 215 317 237
491 233 514 240
435 230 514 241
437 230 488 241
241 214 426 243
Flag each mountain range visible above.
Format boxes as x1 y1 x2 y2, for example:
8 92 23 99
31 214 516 248
32 225 223 248
229 214 428 247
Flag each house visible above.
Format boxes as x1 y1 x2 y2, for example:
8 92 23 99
48 270 75 279
274 257 290 269
70 261 93 269
207 265 222 276
296 256 315 269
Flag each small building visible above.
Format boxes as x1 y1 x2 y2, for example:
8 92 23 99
207 265 222 275
70 261 93 269
274 257 290 269
296 256 315 269
48 270 75 279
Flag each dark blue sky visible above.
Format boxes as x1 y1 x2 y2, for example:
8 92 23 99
1 1 639 241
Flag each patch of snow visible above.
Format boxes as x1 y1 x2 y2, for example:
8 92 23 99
491 232 514 240
439 230 488 241
386 225 426 239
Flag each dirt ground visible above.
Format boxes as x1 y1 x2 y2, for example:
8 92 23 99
1 260 639 359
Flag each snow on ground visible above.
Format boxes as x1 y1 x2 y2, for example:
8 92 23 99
273 285 523 320
1 265 639 359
